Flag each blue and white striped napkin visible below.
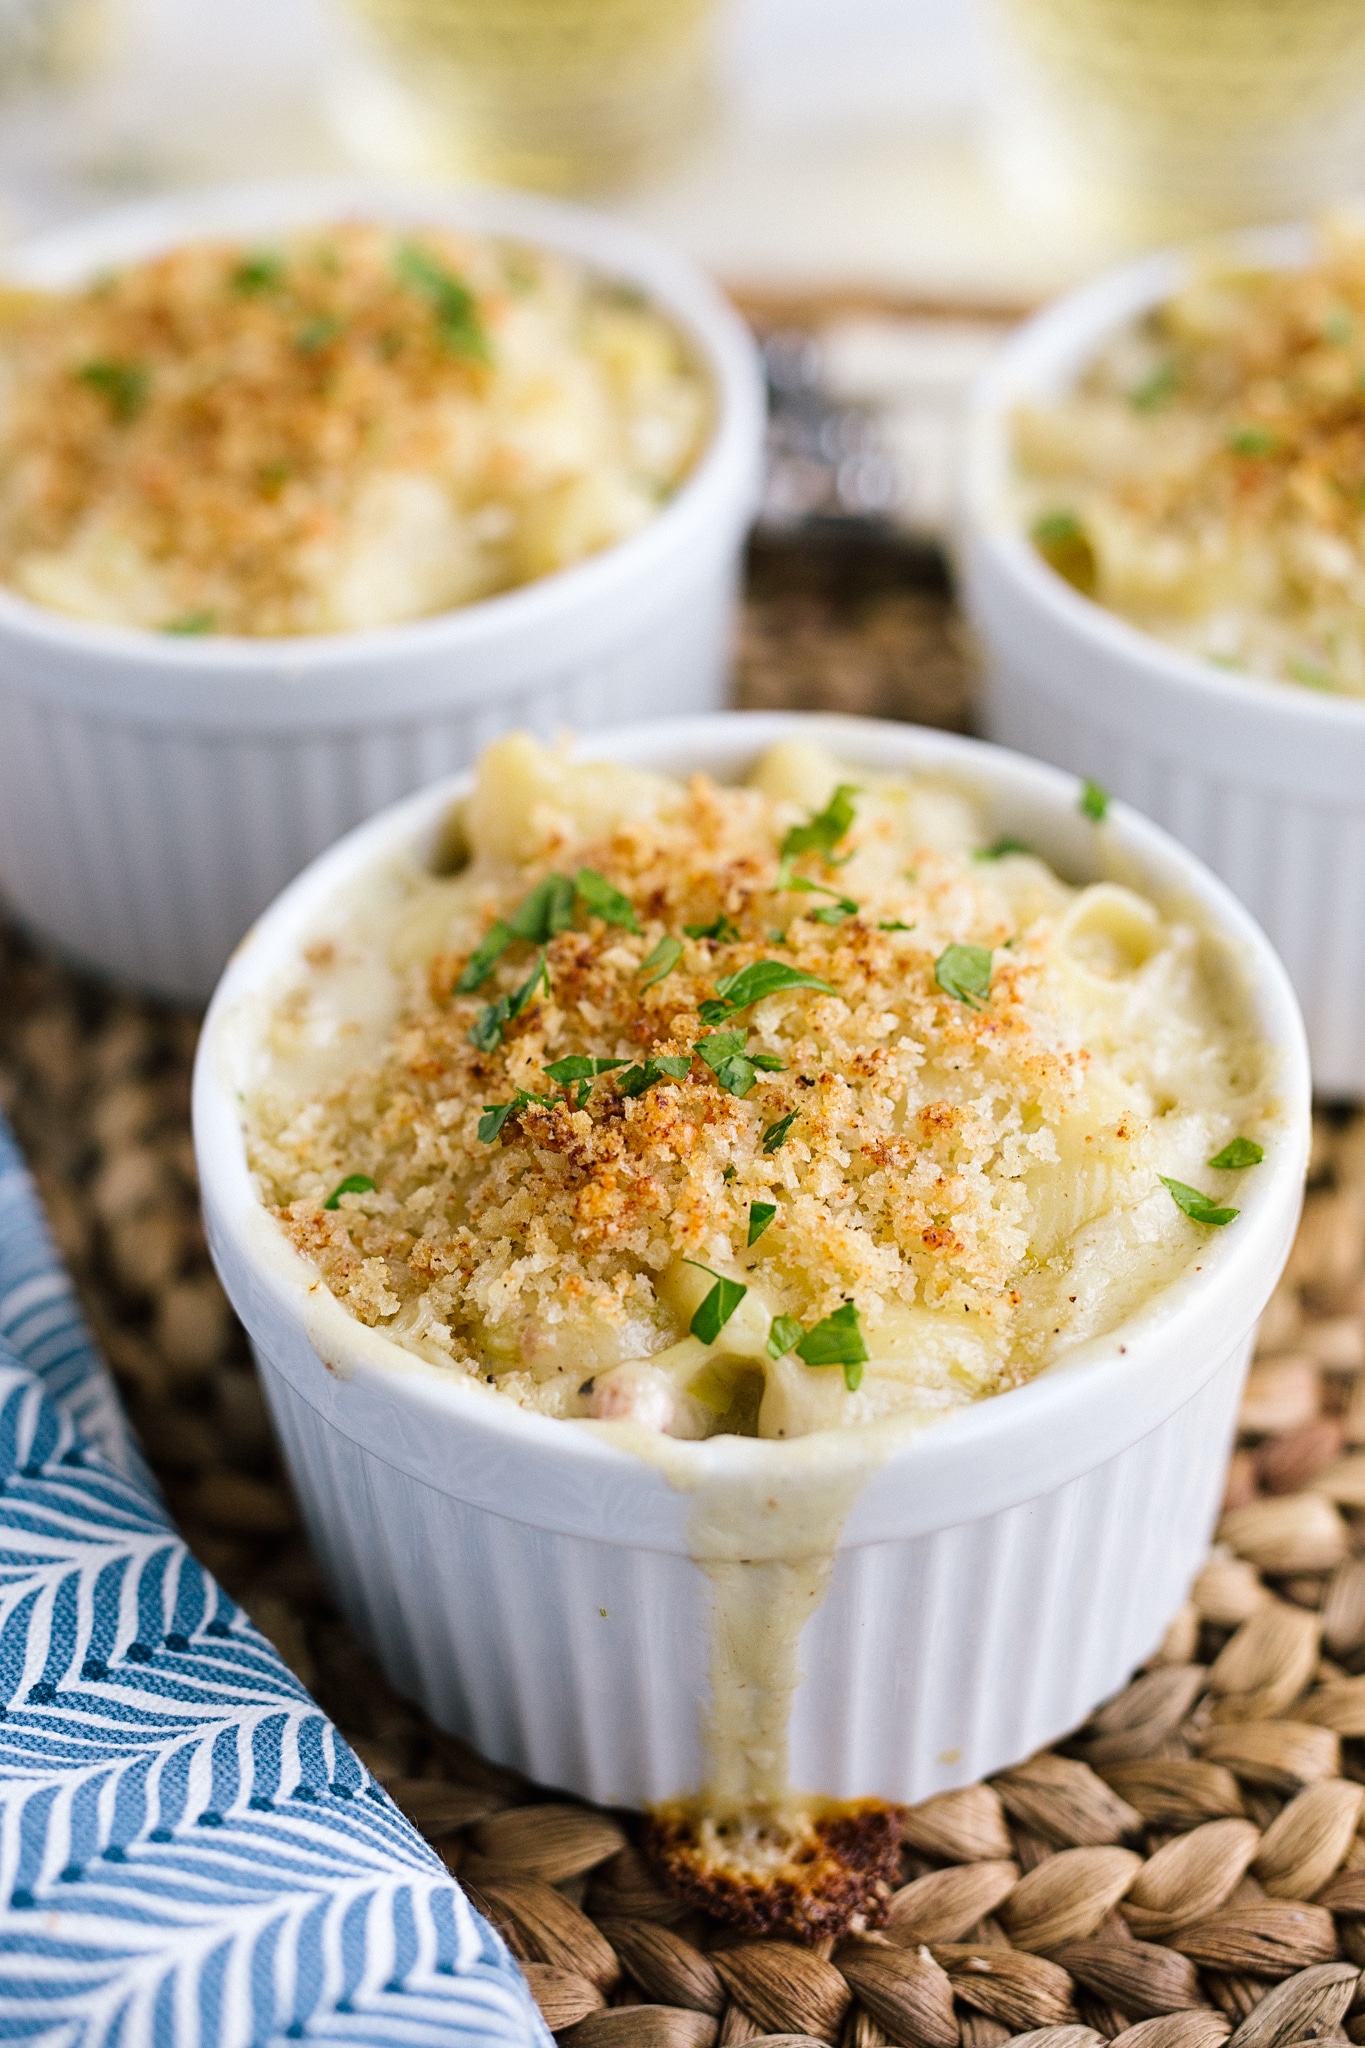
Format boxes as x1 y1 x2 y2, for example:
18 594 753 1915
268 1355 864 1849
0 1113 551 2047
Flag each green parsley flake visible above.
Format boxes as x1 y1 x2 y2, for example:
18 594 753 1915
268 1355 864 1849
747 1201 776 1245
457 920 514 993
684 1262 748 1345
638 934 683 987
543 1056 625 1086
478 1091 549 1143
323 1173 375 1210
78 360 150 423
1208 1137 1264 1170
508 873 575 943
786 876 858 924
975 836 1030 861
762 1111 798 1154
396 244 490 361
231 253 284 294
576 867 640 933
616 1054 690 1098
1079 778 1110 822
467 949 549 1054
295 315 345 354
780 784 860 872
767 1314 803 1360
1130 361 1180 411
878 919 915 933
795 1301 869 1391
685 914 740 942
161 611 216 636
934 943 993 1010
1228 426 1278 458
695 1030 783 1099
1032 510 1096 595
1287 657 1335 692
698 959 837 1026
1161 1176 1240 1227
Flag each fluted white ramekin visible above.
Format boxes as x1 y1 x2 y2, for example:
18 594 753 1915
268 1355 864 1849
0 181 764 1003
193 711 1310 1809
958 224 1365 1097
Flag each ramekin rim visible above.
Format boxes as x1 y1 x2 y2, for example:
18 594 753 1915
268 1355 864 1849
0 176 764 676
959 216 1365 730
192 709 1311 1488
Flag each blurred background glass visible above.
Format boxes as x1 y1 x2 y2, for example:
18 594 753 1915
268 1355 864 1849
0 0 105 95
331 0 723 194
981 0 1365 240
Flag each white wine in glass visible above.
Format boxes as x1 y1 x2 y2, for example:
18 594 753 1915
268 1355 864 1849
338 0 721 195
985 0 1365 238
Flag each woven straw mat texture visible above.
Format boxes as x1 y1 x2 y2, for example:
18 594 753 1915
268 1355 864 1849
9 547 1365 2047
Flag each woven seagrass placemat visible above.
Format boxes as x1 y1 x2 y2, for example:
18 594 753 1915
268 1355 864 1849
5 544 1365 2047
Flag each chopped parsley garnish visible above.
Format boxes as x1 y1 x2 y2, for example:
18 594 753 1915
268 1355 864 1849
162 610 216 636
396 244 490 361
934 942 993 1009
78 360 150 422
638 934 684 986
684 1262 748 1345
1208 1137 1264 1170
457 920 515 994
231 253 284 294
1287 656 1335 692
509 873 576 943
295 315 345 353
1032 509 1096 596
1079 778 1110 822
698 959 837 1026
1161 1176 1239 1227
878 919 915 933
779 783 860 873
1130 361 1179 411
616 1053 691 1098
478 1091 550 1143
543 1055 625 1086
1228 426 1278 458
748 1201 776 1245
786 876 858 924
576 867 640 933
323 1173 375 1209
762 1111 798 1154
795 1301 868 1391
685 914 740 942
975 836 1030 861
695 1029 784 1099
466 868 637 958
767 1314 803 1360
467 949 549 1053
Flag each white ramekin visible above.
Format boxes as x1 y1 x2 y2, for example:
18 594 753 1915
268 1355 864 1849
0 180 764 1003
193 711 1310 1810
958 224 1365 1097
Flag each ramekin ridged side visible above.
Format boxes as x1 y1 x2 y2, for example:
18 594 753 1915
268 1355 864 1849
248 1324 1246 1806
193 711 1311 1809
958 226 1365 1097
0 181 764 1003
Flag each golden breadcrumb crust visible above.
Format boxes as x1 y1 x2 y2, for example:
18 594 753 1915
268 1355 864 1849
251 768 1106 1412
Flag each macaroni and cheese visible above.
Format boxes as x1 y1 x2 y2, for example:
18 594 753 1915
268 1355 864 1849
247 733 1271 1443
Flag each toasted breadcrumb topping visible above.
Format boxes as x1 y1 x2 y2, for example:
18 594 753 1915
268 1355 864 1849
0 222 707 635
247 735 1266 1441
1016 225 1365 694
